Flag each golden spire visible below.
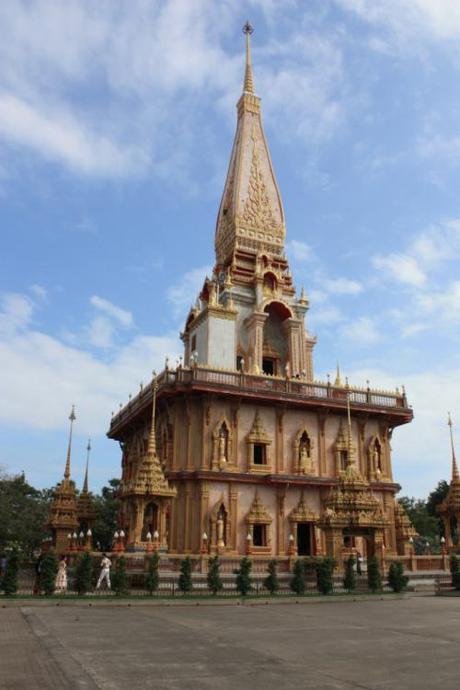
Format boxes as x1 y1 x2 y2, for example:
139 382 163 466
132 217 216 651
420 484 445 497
345 378 353 466
147 374 159 456
334 362 343 387
82 438 91 493
448 413 460 483
64 405 76 480
242 21 254 94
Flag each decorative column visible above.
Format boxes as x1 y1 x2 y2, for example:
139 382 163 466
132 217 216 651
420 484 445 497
199 482 209 551
230 487 238 552
276 407 285 473
277 486 286 556
245 311 267 374
317 414 326 477
358 421 366 477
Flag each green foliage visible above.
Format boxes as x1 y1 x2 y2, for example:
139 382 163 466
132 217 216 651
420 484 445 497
398 496 440 551
91 479 121 551
263 559 279 595
74 552 93 595
112 556 129 595
178 556 193 594
367 555 382 592
1 547 20 595
207 555 223 595
145 553 160 594
40 552 58 595
290 559 306 595
450 556 460 590
0 471 51 557
387 561 409 593
234 557 253 596
343 555 356 593
315 557 335 595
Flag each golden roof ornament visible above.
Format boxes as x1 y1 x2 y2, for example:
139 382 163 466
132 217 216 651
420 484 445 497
448 412 460 483
64 405 76 480
242 21 255 94
334 362 343 387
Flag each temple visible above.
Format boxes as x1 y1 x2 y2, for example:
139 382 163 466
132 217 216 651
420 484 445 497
107 25 415 570
437 414 460 551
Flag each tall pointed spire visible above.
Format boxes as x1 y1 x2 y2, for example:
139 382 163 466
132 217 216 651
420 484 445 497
147 375 158 456
215 24 285 266
448 413 460 483
242 21 254 94
83 438 91 493
64 405 76 480
334 362 343 387
345 378 353 467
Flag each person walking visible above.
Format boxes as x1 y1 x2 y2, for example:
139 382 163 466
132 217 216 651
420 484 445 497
96 554 112 591
54 556 68 594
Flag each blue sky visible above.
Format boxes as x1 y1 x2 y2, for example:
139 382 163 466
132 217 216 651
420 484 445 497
1 0 460 497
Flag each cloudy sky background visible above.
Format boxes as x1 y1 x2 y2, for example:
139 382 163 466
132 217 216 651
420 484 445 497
1 0 460 496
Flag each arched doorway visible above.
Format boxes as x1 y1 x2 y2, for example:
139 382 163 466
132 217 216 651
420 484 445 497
262 302 291 375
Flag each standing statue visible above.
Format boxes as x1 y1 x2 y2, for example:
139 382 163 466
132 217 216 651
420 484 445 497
217 514 225 549
299 444 309 473
218 431 227 466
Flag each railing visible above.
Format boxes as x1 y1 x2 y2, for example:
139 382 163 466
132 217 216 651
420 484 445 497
110 365 409 431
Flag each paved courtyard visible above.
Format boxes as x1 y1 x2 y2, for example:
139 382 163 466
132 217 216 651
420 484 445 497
1 597 459 689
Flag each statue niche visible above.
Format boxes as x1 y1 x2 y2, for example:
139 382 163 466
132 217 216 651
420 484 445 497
293 428 314 474
211 418 232 470
368 436 384 481
209 497 230 553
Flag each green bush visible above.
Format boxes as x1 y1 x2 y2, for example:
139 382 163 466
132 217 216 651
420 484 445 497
290 559 306 595
207 555 223 595
178 556 193 594
316 557 335 595
367 555 382 592
387 561 409 593
1 547 20 595
234 557 253 596
40 552 58 596
74 552 93 595
263 559 279 595
145 553 160 594
343 555 356 593
112 556 129 595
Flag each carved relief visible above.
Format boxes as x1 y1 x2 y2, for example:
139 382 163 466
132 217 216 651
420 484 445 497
293 427 315 475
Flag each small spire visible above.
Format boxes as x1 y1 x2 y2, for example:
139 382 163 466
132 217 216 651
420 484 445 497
82 438 91 493
346 379 353 464
242 21 255 94
64 405 76 480
334 362 343 387
448 413 459 482
147 376 159 456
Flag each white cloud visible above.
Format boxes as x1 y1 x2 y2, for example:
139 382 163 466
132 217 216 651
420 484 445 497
340 316 381 346
0 293 180 433
90 296 133 328
0 92 148 177
167 265 212 319
0 292 34 336
336 0 460 43
416 281 460 322
372 253 426 287
322 277 363 295
309 306 344 326
30 284 47 300
287 240 315 262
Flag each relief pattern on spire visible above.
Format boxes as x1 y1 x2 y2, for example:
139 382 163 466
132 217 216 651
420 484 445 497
239 140 283 237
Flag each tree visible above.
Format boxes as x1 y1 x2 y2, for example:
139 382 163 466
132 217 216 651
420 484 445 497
427 480 449 536
178 556 193 594
387 561 409 593
316 557 335 595
450 556 460 591
91 479 121 551
207 556 223 595
398 496 439 551
74 552 93 595
367 555 382 592
1 547 20 595
343 555 356 593
235 557 253 596
0 471 51 557
264 559 279 595
112 556 129 595
40 552 58 595
145 553 160 595
290 559 305 595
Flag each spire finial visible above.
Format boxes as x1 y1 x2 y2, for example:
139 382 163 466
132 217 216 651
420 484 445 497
242 21 254 94
64 405 76 480
147 375 159 456
83 437 91 493
448 413 460 482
